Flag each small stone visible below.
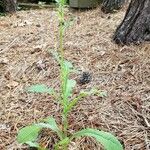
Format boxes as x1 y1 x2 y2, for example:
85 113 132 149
36 24 41 27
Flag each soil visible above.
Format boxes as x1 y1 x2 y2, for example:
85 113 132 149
0 7 150 150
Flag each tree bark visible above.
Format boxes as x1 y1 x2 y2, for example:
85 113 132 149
101 0 125 13
114 0 150 45
2 0 17 13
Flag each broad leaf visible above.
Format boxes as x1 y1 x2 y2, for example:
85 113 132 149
37 117 63 139
27 84 54 94
17 125 41 144
72 128 123 150
43 117 60 132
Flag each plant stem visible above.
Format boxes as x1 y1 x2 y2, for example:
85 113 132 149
62 111 68 136
58 2 69 139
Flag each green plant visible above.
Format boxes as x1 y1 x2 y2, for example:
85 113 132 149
17 0 123 150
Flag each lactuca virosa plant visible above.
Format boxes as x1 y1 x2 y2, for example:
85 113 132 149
17 0 123 150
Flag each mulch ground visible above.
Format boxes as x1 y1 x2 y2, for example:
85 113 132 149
0 7 150 150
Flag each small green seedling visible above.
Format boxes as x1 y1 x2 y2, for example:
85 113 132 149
17 0 123 150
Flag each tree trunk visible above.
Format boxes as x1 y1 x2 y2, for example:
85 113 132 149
114 0 150 45
101 0 125 13
2 0 17 13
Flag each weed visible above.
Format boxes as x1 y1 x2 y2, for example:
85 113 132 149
17 0 123 150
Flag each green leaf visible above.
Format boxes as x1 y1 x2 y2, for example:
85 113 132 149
37 117 63 139
58 137 70 145
54 137 70 150
66 93 87 112
36 123 58 132
99 91 107 97
65 79 76 98
55 0 67 5
55 0 60 3
72 128 123 150
38 1 46 5
36 123 64 139
62 61 74 80
80 88 107 97
64 60 73 70
43 117 60 132
17 125 42 144
63 18 74 29
27 84 54 94
25 141 40 148
50 50 61 64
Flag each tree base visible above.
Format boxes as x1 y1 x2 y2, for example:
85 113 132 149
101 0 125 13
2 0 17 13
114 0 150 45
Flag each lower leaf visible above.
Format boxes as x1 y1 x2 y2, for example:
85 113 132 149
17 125 42 144
72 128 123 150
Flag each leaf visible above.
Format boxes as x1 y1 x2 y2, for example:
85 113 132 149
63 18 74 29
38 1 46 5
37 117 63 139
27 84 54 94
50 50 61 64
64 60 73 71
90 88 107 97
80 88 107 97
66 93 87 112
57 137 70 145
25 141 40 148
62 60 74 79
72 128 123 150
43 117 60 132
99 91 107 97
55 0 67 5
55 0 60 3
17 125 41 144
55 137 70 147
65 79 76 98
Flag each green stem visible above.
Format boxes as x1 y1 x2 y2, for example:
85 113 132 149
58 3 69 140
63 111 68 137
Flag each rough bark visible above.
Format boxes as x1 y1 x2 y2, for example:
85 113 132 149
101 0 125 13
2 0 17 13
114 0 150 45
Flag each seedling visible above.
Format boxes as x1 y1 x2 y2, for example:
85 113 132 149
17 0 123 150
